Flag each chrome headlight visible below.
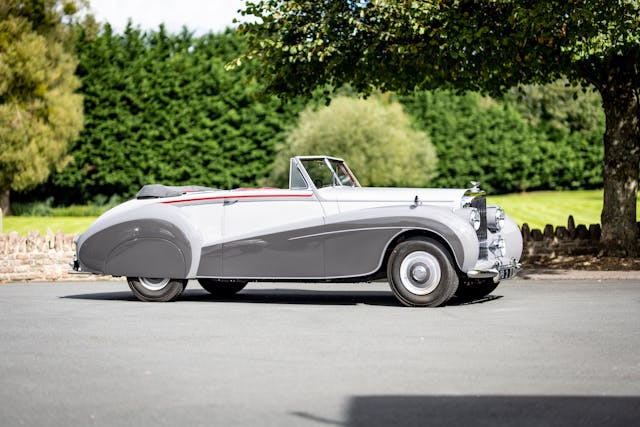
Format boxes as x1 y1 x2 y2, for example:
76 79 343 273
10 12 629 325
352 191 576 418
469 208 481 231
487 206 505 232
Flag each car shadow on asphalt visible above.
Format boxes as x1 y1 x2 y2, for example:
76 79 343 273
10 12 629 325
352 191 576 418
352 395 640 427
291 395 640 426
61 288 503 307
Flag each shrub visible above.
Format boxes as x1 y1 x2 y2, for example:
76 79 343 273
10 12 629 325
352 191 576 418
265 96 438 188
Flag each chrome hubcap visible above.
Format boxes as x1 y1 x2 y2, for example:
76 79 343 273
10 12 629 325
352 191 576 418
138 277 170 291
399 251 441 295
411 265 428 282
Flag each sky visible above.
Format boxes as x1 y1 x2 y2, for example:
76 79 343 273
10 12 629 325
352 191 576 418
89 0 248 35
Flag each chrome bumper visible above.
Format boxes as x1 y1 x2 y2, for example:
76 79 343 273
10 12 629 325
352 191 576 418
467 258 521 282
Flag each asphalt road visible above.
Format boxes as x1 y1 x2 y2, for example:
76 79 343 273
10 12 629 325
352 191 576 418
1 279 639 426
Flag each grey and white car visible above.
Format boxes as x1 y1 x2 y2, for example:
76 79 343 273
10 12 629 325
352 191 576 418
72 156 522 306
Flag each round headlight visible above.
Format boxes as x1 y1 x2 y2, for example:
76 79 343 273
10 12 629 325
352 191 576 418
488 206 505 232
469 208 481 231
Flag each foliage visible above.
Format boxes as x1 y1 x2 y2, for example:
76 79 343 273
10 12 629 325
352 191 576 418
400 91 536 193
238 1 639 96
0 1 85 214
11 195 120 216
503 80 605 189
43 26 303 204
266 96 437 188
238 0 640 255
400 84 605 193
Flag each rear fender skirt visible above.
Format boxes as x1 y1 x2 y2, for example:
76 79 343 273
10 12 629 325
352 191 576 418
76 204 199 278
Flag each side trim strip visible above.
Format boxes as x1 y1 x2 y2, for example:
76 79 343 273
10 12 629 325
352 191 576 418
160 193 314 205
288 226 406 241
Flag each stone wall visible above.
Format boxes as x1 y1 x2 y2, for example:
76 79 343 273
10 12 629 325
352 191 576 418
521 216 640 262
0 230 113 282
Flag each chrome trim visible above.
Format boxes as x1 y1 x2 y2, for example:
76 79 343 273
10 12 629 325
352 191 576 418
487 206 505 232
288 226 407 241
467 258 521 282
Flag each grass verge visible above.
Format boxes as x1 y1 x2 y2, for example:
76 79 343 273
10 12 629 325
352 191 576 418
489 189 639 230
1 216 97 236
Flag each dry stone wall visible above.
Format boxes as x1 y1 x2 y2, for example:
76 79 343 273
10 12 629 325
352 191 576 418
0 230 114 282
521 216 640 262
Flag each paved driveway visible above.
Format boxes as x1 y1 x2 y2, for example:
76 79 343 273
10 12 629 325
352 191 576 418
1 279 639 426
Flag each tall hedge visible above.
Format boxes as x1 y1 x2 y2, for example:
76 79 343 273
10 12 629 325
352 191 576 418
43 25 302 204
400 87 604 194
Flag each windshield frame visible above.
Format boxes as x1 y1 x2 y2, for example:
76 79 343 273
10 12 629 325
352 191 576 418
292 156 361 190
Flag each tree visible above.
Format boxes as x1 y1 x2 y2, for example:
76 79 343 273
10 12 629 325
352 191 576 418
0 0 84 215
266 95 437 187
238 1 640 257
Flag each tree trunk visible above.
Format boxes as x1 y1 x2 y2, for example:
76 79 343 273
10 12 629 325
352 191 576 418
0 188 9 217
597 67 639 257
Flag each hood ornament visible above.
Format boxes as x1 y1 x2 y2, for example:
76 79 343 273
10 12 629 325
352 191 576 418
470 181 481 192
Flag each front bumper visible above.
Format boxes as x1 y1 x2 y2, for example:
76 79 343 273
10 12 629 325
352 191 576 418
467 257 521 283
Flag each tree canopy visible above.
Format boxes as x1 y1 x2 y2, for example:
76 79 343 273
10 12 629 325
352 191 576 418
0 0 85 214
239 0 640 256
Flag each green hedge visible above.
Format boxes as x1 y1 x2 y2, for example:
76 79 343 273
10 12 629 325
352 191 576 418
35 26 303 204
400 86 604 193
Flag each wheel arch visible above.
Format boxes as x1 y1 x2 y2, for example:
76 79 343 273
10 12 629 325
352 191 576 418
378 229 464 278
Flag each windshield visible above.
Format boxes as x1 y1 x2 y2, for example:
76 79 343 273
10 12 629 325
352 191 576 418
299 158 359 188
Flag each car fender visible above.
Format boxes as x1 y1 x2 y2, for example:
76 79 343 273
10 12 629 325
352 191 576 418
76 203 202 278
323 204 480 273
501 214 523 261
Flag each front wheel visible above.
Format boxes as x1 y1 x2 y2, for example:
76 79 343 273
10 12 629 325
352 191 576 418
127 277 187 302
198 279 247 297
387 238 458 307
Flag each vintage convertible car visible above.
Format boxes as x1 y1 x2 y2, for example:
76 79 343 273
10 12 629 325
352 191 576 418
72 156 522 306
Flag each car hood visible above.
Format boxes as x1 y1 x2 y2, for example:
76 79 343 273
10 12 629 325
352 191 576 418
320 187 468 208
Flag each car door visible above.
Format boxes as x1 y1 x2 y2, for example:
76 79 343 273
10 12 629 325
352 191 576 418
221 189 327 279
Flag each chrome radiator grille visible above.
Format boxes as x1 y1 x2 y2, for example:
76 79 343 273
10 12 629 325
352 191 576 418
471 196 488 259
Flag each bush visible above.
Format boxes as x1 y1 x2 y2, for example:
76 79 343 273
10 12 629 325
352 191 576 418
265 96 438 188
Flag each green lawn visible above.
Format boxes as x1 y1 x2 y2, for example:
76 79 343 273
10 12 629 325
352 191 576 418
489 189 639 230
1 190 638 236
1 216 97 236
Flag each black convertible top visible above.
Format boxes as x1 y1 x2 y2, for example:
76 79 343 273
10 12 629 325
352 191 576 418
136 184 217 199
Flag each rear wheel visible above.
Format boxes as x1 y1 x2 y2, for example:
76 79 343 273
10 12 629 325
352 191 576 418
198 279 247 297
127 277 187 302
387 238 458 307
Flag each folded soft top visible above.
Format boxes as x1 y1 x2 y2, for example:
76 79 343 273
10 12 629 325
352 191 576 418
136 184 217 199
